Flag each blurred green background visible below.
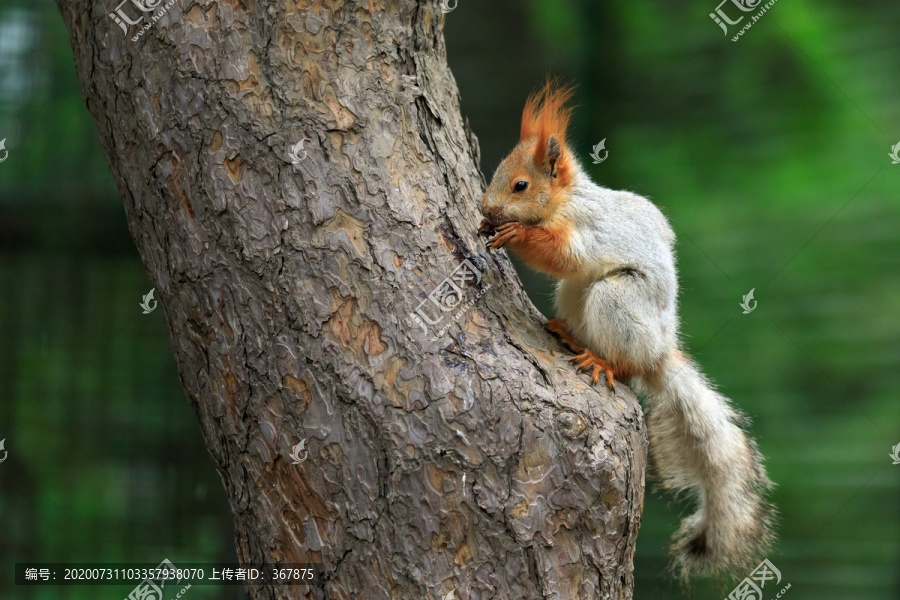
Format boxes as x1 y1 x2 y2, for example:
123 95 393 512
1 0 898 599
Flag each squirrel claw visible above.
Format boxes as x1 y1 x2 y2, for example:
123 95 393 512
570 350 617 390
545 318 618 389
488 222 525 249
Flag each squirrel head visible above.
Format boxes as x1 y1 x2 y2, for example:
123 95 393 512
481 80 576 228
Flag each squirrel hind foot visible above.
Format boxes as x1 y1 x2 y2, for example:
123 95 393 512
571 349 616 389
545 318 631 388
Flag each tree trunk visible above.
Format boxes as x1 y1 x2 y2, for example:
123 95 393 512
54 1 647 598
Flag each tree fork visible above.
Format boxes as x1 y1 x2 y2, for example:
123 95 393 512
54 1 647 598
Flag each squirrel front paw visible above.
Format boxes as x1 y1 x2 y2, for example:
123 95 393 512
545 318 582 353
478 218 496 239
487 222 525 249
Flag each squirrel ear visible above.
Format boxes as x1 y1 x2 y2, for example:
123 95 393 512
546 135 562 177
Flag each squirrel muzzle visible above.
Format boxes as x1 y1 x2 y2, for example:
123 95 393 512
480 205 514 229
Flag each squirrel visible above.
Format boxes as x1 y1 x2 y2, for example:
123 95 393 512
479 81 774 579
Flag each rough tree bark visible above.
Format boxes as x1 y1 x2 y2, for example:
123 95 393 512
55 1 647 598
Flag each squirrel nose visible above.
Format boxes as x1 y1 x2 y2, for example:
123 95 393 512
482 205 508 227
481 192 502 219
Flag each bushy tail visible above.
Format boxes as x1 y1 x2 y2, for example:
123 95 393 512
634 351 774 579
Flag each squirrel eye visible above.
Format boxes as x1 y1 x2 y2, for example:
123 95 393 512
513 180 528 192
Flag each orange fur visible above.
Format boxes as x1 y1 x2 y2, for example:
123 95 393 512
520 80 576 188
510 220 579 278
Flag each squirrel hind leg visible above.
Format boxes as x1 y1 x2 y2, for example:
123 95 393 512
545 318 634 388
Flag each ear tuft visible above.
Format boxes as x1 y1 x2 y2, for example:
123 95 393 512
547 135 561 177
520 78 576 186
